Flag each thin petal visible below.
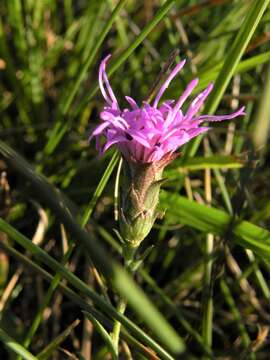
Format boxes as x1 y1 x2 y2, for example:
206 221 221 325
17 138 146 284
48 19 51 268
166 78 199 125
128 132 151 148
90 122 110 139
185 83 214 120
125 96 139 109
101 57 119 108
102 135 128 153
99 55 119 109
177 127 209 148
153 59 186 108
108 116 129 130
194 106 246 123
99 55 112 105
159 100 174 112
100 112 129 130
162 127 181 142
100 110 119 120
187 127 210 138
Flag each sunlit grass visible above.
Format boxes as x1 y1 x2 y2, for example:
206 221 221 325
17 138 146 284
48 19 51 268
0 0 270 358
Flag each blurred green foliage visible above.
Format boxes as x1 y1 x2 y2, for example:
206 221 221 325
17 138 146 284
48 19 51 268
0 0 270 359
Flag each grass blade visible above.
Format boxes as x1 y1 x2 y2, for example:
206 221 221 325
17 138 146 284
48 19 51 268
45 0 183 154
36 320 80 360
0 241 170 360
45 0 127 155
0 218 182 359
0 328 37 360
160 192 270 257
186 0 270 157
0 140 184 355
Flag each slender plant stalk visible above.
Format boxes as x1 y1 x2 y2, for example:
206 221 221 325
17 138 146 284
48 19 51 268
0 328 37 360
46 0 184 156
111 297 128 355
184 0 270 158
19 152 119 356
202 168 214 358
0 241 170 360
111 244 138 356
45 0 127 155
202 234 214 359
220 279 251 351
0 217 180 360
0 140 185 354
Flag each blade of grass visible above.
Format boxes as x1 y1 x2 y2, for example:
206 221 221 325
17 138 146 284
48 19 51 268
59 0 127 115
0 16 31 126
81 151 120 224
220 279 252 353
95 224 213 357
0 328 37 360
202 169 214 360
205 0 270 113
21 151 119 352
0 140 184 355
83 312 118 360
166 155 244 175
20 246 74 354
76 0 182 111
140 269 213 358
44 0 127 155
245 249 270 300
196 50 270 91
160 191 270 258
45 0 183 155
0 241 169 360
252 64 270 155
36 319 81 360
185 0 270 157
7 0 28 63
0 218 182 359
76 2 105 62
63 0 73 28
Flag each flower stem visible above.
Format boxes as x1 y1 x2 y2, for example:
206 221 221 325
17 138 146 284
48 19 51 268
111 297 128 356
111 244 137 356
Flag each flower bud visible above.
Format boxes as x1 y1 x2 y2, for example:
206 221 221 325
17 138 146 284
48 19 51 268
119 153 176 247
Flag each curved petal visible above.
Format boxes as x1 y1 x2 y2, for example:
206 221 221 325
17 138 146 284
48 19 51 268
100 112 129 130
102 135 128 153
166 78 199 126
128 132 152 148
185 83 214 121
99 55 113 105
194 106 246 123
153 59 186 108
101 57 119 109
99 55 119 109
169 127 209 150
89 122 110 142
125 96 139 109
100 110 120 120
187 127 210 138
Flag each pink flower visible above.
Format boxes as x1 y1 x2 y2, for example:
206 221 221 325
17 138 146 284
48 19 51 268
90 55 245 163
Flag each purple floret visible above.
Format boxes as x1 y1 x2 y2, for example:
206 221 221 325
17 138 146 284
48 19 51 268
89 54 245 163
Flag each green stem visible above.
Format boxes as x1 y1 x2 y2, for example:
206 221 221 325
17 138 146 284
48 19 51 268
111 297 128 356
111 244 138 356
202 234 214 360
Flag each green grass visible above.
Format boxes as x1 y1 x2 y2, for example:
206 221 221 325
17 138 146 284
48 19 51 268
0 0 270 358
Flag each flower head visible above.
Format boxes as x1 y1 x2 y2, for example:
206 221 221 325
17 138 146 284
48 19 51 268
90 54 245 164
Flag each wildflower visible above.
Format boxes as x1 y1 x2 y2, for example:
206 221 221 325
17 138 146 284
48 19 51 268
90 55 245 163
90 55 245 247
